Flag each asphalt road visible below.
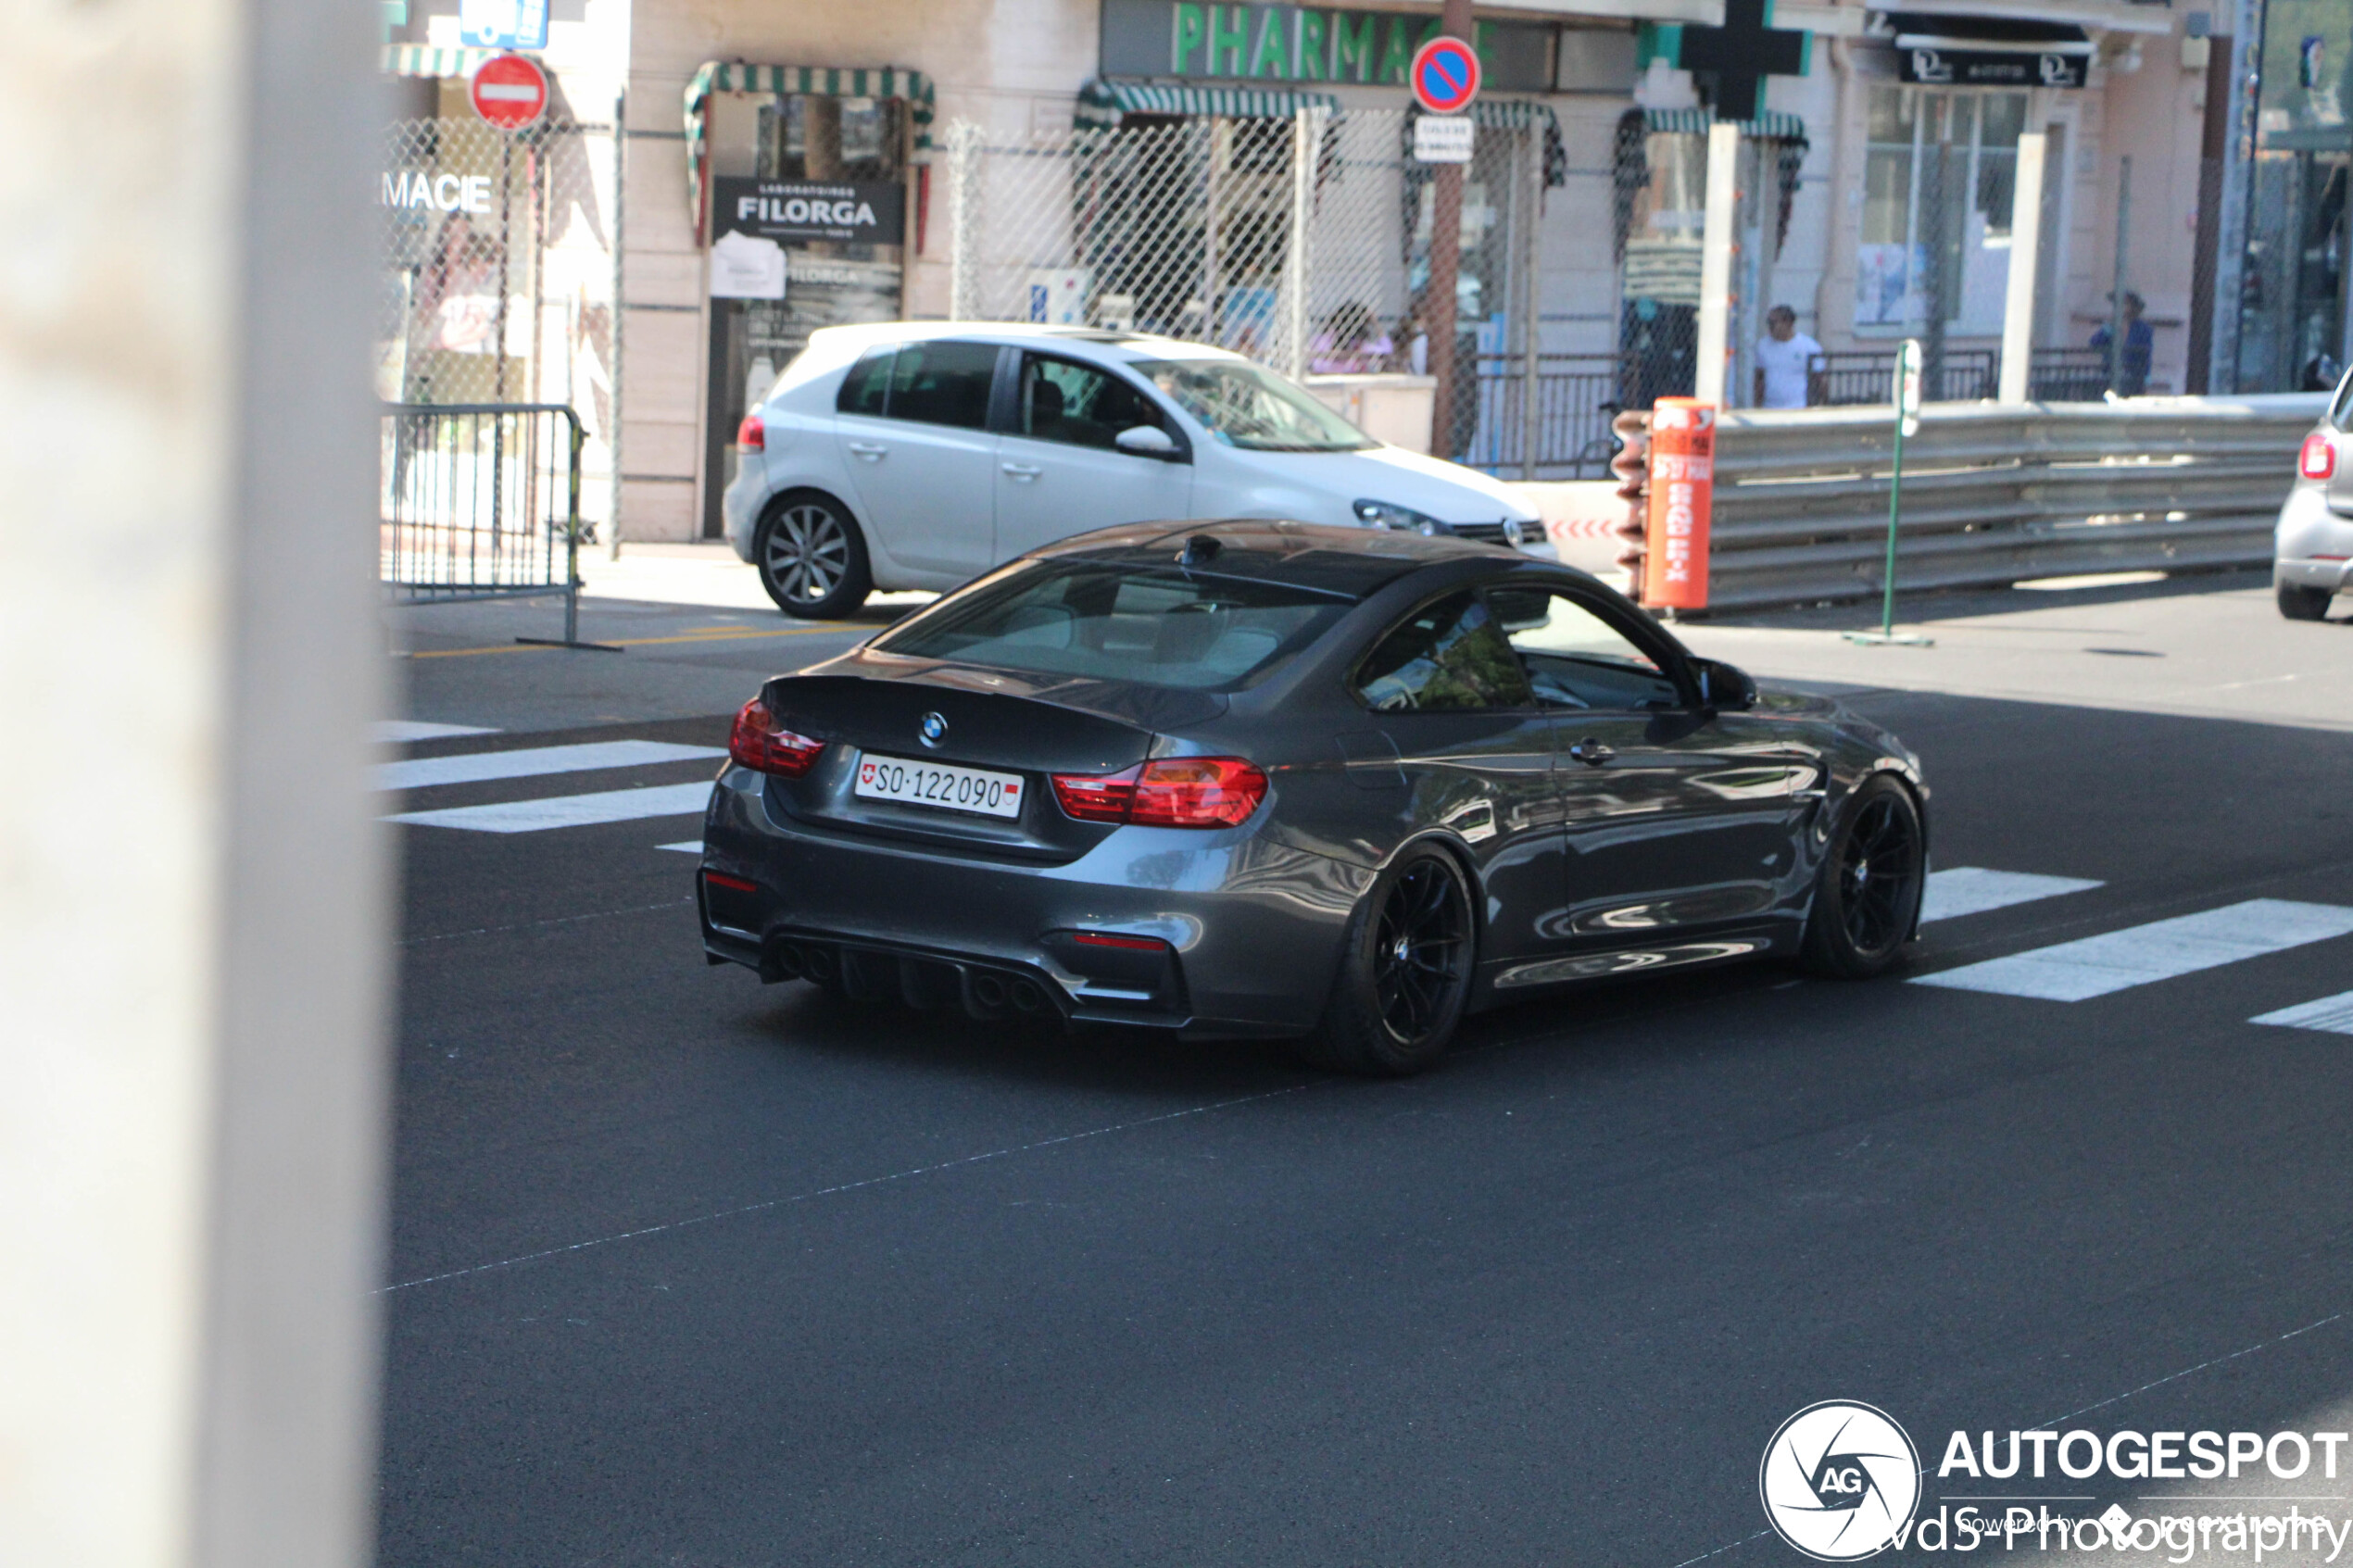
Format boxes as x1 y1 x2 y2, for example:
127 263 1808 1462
377 575 2353 1565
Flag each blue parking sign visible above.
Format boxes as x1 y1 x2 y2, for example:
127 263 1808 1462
459 0 547 51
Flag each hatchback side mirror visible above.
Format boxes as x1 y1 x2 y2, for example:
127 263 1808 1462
1690 657 1757 711
1114 425 1179 458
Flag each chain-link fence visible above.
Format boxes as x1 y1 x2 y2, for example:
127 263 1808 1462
380 116 618 533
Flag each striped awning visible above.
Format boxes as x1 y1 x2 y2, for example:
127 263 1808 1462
1642 107 1808 138
381 44 495 78
1075 79 1343 127
684 61 937 237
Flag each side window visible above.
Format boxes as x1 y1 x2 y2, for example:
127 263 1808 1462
1353 591 1534 713
837 345 897 416
886 341 1000 430
1489 587 1682 710
1016 354 1165 450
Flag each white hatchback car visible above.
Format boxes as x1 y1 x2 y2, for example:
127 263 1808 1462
2277 368 2353 621
722 322 1548 618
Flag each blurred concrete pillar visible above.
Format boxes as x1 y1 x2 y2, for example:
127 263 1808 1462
1694 120 1741 408
1999 132 2049 404
0 0 389 1565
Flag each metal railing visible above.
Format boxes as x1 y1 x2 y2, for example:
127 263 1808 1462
380 403 608 648
1468 355 1622 479
1808 349 1998 407
1691 394 2327 612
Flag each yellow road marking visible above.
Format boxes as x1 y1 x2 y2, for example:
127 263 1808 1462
399 625 853 659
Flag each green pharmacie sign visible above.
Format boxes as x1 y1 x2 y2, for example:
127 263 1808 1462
1099 0 1555 92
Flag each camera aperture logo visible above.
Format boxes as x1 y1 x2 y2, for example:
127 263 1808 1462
1761 1401 1924 1561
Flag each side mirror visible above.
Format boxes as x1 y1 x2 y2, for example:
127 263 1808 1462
1691 657 1757 711
1114 425 1179 458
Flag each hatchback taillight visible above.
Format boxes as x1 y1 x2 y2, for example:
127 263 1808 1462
1050 758 1266 829
736 413 765 453
728 697 824 777
2300 432 2335 480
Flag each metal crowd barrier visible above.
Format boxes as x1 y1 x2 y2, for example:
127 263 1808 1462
1700 394 2329 612
379 402 610 649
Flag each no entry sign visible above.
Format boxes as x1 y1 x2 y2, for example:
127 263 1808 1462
470 52 548 131
1409 36 1481 116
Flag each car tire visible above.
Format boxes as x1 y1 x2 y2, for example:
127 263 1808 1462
755 491 872 620
1300 843 1477 1076
2278 579 2334 621
1799 773 1926 980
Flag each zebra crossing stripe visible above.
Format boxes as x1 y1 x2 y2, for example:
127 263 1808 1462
389 783 712 834
656 841 702 854
376 740 724 792
375 720 499 743
1920 868 2103 923
2252 992 2353 1036
1912 899 2353 1002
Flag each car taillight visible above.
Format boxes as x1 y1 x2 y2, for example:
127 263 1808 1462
736 413 765 453
2300 432 2335 480
728 697 824 777
1050 758 1265 829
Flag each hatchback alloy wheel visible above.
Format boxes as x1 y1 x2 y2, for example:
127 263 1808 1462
755 494 871 619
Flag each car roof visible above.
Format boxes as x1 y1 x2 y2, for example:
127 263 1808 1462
1026 519 1554 600
804 320 1244 367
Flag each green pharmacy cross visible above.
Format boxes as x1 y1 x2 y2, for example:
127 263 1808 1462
1677 0 1810 121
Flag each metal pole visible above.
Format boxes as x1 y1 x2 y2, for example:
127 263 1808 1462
1202 119 1220 345
1424 0 1474 454
2108 153 2136 387
948 121 979 320
1998 132 2048 403
609 90 626 558
1518 125 1541 479
1694 120 1741 407
1283 104 1318 381
1847 339 1932 646
1881 407 1905 636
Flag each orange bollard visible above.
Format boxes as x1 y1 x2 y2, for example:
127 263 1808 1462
1642 397 1716 613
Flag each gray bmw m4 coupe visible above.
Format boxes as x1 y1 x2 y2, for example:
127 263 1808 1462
698 520 1929 1074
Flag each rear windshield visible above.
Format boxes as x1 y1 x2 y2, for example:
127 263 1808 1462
873 561 1353 691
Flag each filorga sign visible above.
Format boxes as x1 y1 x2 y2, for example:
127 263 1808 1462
711 178 906 248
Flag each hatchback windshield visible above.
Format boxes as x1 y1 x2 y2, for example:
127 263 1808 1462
1129 359 1375 453
874 561 1353 690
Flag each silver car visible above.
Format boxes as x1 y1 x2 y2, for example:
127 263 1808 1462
721 323 1546 619
2278 369 2353 621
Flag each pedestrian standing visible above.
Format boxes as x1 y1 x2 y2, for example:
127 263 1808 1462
1753 305 1824 409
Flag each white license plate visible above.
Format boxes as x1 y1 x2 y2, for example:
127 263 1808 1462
853 752 1026 819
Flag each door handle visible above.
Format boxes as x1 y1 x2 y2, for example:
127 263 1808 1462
847 442 887 459
1568 738 1615 766
1001 463 1042 480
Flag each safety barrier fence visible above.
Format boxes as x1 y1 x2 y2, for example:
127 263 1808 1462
1693 394 2326 611
380 403 602 647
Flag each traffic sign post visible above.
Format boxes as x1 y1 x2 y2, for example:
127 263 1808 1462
469 52 548 132
1846 339 1934 646
1408 36 1481 115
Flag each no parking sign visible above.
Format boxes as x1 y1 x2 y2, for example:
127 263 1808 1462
1409 36 1481 116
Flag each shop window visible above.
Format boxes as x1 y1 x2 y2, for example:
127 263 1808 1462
1856 87 2026 333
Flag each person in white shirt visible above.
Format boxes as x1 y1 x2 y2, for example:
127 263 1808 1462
1753 305 1824 409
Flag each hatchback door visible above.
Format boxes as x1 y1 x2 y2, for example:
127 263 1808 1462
831 339 1003 582
1489 585 1813 943
993 351 1194 557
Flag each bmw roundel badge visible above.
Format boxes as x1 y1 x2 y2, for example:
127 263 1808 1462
919 711 949 748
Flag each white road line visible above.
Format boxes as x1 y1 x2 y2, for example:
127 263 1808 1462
655 841 702 854
374 720 499 744
388 782 711 834
1913 899 2353 1002
375 739 724 792
2252 991 2353 1036
1920 868 2104 923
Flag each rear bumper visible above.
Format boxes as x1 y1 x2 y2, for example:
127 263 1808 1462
698 768 1370 1036
2275 483 2353 590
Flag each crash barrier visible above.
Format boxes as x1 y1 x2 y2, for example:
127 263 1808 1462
1684 395 2329 612
380 402 602 647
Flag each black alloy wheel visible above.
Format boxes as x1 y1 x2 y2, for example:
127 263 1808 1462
1800 774 1925 978
2278 580 2334 621
1302 844 1476 1075
756 493 872 620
